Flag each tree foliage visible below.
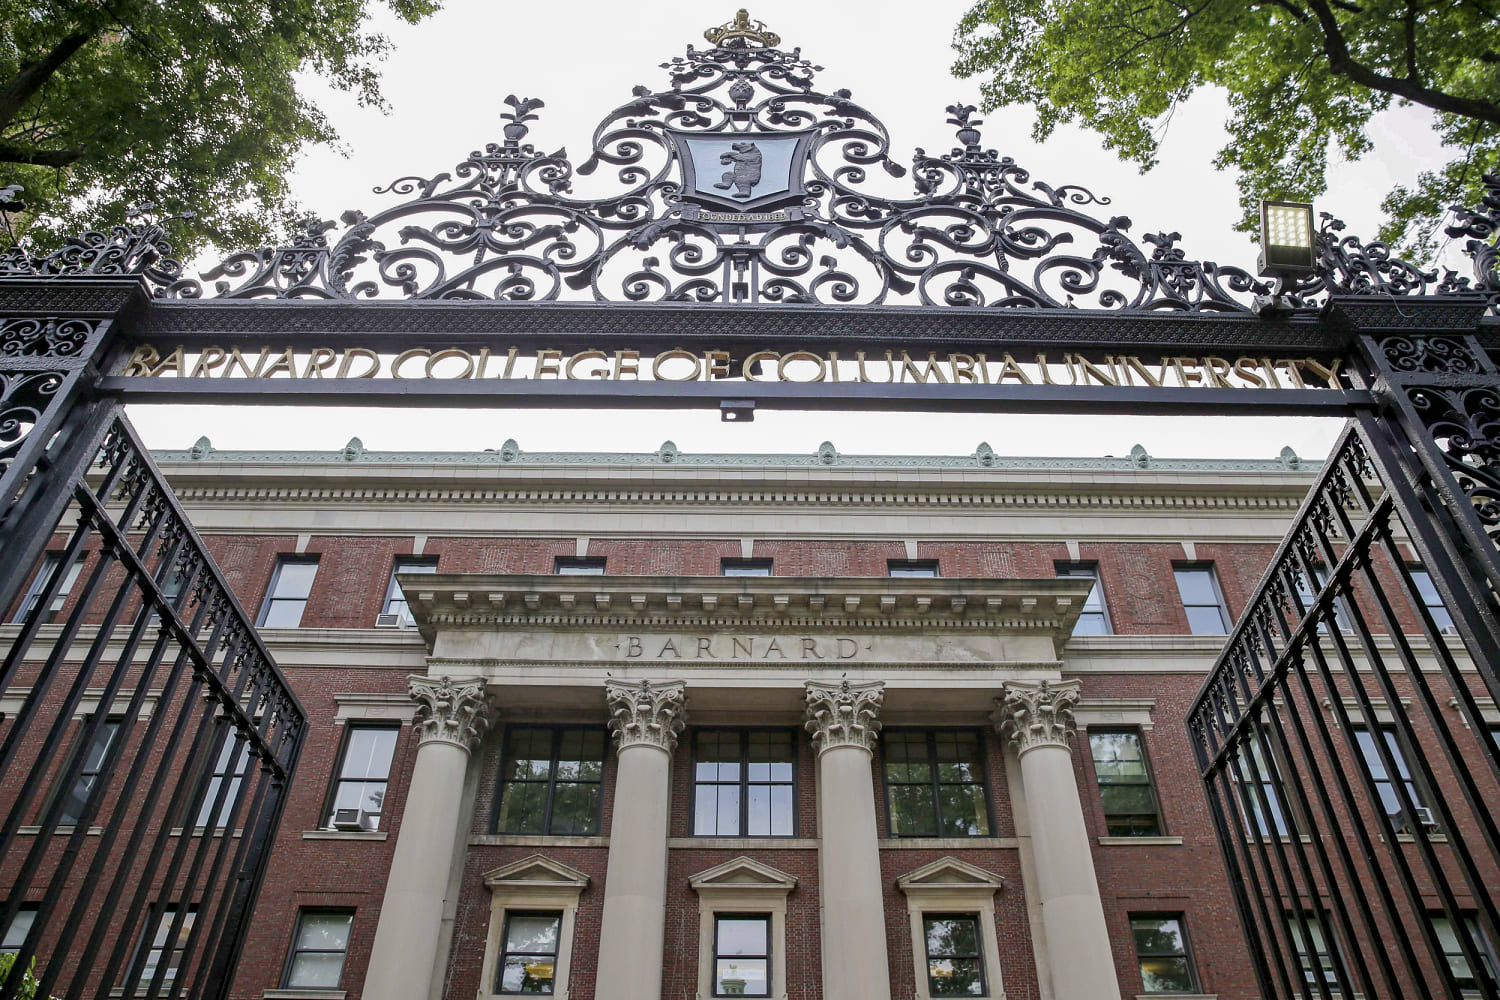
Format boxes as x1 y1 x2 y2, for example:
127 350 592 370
0 0 439 254
952 0 1500 259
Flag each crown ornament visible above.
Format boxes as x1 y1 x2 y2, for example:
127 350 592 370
704 9 781 49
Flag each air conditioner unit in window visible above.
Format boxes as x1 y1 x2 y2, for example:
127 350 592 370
357 810 379 831
1412 806 1439 831
332 808 364 831
375 613 401 627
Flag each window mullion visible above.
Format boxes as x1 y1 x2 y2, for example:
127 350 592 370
542 729 562 835
739 730 750 839
927 731 942 833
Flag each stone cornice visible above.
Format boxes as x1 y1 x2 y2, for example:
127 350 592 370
408 574 1093 647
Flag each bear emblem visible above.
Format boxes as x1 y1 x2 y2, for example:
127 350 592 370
713 142 763 199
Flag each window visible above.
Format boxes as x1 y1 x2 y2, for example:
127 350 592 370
1293 561 1351 633
1057 562 1111 635
13 552 82 624
1174 564 1230 634
497 911 561 995
133 905 196 989
1285 911 1345 993
1089 729 1164 836
1 904 38 954
495 728 605 836
192 736 255 828
1409 566 1457 634
693 730 795 837
1232 734 1288 837
889 560 938 577
1353 726 1432 831
1431 912 1499 993
721 559 772 577
883 731 990 837
326 725 399 831
714 915 770 997
283 909 354 990
553 557 604 575
59 718 121 825
1130 914 1199 993
258 556 318 627
381 556 438 626
923 914 985 997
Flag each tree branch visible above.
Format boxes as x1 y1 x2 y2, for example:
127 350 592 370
0 29 94 134
1305 0 1500 124
1403 0 1420 82
0 143 84 167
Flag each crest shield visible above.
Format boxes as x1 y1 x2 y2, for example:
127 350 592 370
667 130 814 215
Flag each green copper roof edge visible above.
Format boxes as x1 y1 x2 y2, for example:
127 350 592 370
151 437 1322 474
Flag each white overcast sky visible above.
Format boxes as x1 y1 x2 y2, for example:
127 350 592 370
126 0 1455 461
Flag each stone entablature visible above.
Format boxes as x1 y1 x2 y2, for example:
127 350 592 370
407 574 1092 646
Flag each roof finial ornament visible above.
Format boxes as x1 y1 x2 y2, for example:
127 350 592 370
704 9 781 49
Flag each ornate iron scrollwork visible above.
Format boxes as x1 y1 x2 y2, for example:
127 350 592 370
0 16 1496 314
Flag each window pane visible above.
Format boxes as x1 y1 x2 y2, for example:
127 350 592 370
928 958 983 996
1131 917 1185 956
556 730 604 781
715 958 768 996
925 917 979 957
288 953 345 989
716 784 741 835
887 784 937 836
548 782 600 835
496 781 547 834
1184 605 1228 634
937 784 990 836
343 728 397 780
1174 569 1218 605
1139 957 1193 992
1072 611 1109 635
276 561 319 598
2 907 36 953
296 911 352 950
717 918 767 955
696 785 724 836
501 956 556 994
506 914 560 953
769 785 793 837
933 732 982 783
260 599 307 628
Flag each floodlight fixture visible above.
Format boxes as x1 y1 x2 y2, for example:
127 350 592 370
1257 200 1317 279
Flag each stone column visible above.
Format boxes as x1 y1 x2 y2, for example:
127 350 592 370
805 679 892 1000
595 679 686 1000
995 680 1121 1000
364 675 490 1000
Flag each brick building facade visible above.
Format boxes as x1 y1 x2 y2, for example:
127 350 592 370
9 439 1489 1000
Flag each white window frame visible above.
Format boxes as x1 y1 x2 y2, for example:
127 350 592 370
895 856 1007 1000
478 854 588 1000
689 856 798 1000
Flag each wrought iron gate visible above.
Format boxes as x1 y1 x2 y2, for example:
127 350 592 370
0 393 306 1000
1187 324 1500 1000
1 14 1498 998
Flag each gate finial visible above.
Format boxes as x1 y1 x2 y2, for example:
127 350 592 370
704 10 781 49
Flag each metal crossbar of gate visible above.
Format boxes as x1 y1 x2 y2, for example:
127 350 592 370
1 12 1499 999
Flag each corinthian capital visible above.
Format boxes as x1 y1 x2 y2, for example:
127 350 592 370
804 679 884 754
409 675 491 753
994 679 1080 755
605 679 687 753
